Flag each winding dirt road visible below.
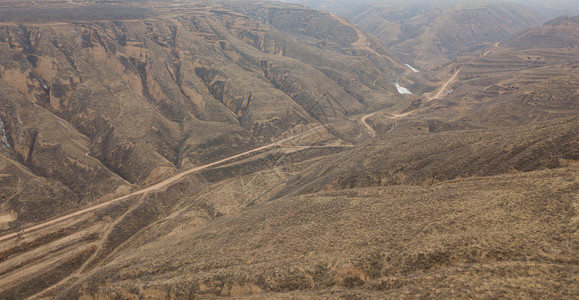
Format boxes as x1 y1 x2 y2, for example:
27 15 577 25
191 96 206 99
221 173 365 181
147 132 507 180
360 112 377 137
0 126 325 243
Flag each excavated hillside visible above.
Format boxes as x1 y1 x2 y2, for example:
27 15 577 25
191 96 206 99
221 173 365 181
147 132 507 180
0 0 405 225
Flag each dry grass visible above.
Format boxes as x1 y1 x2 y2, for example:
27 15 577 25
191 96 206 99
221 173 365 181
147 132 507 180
60 165 578 299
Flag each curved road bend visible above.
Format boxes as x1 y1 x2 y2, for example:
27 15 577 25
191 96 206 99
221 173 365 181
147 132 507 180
359 67 463 137
0 125 325 243
360 112 377 137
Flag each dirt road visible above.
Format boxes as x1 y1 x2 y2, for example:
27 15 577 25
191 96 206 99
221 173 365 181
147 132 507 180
430 69 461 100
358 67 462 135
0 126 325 243
360 112 377 137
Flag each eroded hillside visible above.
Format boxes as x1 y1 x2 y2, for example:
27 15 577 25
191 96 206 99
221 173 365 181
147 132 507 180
0 0 405 224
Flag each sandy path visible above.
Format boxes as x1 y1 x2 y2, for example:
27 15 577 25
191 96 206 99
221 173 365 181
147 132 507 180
358 109 416 137
0 126 324 243
430 69 461 100
388 111 413 119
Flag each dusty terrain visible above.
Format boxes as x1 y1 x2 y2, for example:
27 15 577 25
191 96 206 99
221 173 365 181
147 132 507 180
0 0 577 299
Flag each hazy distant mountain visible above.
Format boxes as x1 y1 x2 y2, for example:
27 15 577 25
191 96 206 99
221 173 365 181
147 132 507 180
280 0 578 69
508 0 579 19
353 2 542 69
281 0 543 69
283 0 579 19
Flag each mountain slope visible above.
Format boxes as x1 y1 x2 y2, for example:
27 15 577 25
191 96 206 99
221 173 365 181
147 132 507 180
57 162 578 299
274 117 578 197
351 2 542 69
386 14 579 133
0 0 405 224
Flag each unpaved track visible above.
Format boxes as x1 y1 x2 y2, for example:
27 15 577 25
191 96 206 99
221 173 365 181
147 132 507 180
431 69 461 100
358 67 460 136
0 126 324 243
360 112 377 137
358 109 415 137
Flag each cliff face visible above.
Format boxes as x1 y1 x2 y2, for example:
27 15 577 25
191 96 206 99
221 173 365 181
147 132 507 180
0 1 404 223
